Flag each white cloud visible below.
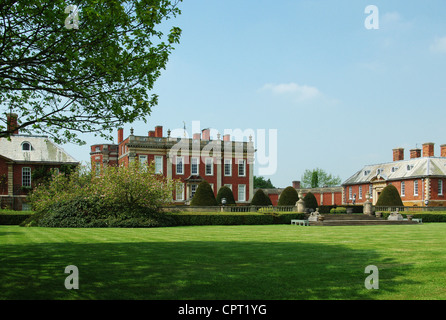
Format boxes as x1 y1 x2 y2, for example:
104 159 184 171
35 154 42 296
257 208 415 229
260 82 321 101
430 37 446 54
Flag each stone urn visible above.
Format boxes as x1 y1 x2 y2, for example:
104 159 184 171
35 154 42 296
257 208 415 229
318 215 324 221
375 212 382 218
407 215 413 221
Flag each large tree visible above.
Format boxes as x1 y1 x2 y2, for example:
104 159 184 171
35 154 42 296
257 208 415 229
254 176 275 189
301 168 341 188
0 0 182 144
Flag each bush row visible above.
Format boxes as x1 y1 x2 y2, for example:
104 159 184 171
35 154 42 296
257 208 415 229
380 212 446 222
0 214 33 225
318 205 363 214
169 213 306 226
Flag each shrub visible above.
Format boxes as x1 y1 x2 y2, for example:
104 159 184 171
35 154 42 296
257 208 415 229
277 186 299 206
190 181 218 206
251 189 272 206
330 207 347 213
304 192 318 210
216 186 236 205
375 184 404 207
27 161 177 227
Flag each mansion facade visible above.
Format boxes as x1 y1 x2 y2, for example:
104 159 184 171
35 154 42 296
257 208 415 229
91 126 255 203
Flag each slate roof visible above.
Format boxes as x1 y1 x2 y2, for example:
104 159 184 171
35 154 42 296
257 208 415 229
342 157 446 185
0 135 78 164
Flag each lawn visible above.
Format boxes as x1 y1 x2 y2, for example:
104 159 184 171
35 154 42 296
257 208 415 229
1 223 446 300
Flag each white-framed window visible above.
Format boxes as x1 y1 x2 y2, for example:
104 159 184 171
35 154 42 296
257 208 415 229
205 158 213 176
155 156 163 174
238 184 246 202
224 184 232 190
176 183 184 201
190 184 198 198
349 186 352 200
359 186 363 199
439 180 443 196
224 159 232 176
191 157 199 175
414 180 419 196
22 167 31 187
401 181 405 197
369 184 373 199
176 156 184 175
364 170 371 176
376 168 383 175
139 155 148 165
210 183 214 191
238 159 246 177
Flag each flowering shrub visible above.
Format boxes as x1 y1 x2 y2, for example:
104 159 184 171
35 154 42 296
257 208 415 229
28 161 179 227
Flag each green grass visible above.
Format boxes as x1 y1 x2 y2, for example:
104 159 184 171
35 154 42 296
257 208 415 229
1 224 446 300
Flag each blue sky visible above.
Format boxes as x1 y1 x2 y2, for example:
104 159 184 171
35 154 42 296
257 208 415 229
65 0 446 188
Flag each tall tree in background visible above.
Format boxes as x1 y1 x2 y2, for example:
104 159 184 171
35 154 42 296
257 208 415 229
301 168 341 188
254 176 275 189
0 0 182 144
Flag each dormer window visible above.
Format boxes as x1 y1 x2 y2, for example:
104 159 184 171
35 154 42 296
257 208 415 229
22 142 32 151
377 168 383 175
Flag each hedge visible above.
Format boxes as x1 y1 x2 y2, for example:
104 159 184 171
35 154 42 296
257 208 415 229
0 214 33 225
170 213 306 226
380 212 446 222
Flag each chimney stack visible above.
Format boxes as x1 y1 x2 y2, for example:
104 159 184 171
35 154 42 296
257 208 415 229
423 142 434 157
148 131 155 137
202 128 210 141
441 144 446 157
393 148 404 161
223 134 230 142
118 128 123 143
6 113 19 135
292 181 301 189
193 133 201 140
155 126 163 138
410 148 421 159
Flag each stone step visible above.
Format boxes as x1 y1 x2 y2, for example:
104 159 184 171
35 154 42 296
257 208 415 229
320 214 381 221
309 220 420 226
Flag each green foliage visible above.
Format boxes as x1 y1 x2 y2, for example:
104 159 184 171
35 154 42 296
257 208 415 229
0 0 182 144
277 186 299 206
216 186 236 205
301 168 341 188
303 192 318 210
330 207 347 213
26 162 177 227
251 189 273 206
375 184 404 207
254 176 275 189
190 181 218 206
170 213 306 226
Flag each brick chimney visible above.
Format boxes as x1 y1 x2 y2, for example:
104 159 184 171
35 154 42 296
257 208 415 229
155 126 163 138
118 128 123 143
223 134 230 142
202 128 210 141
292 181 301 189
441 144 446 157
148 131 155 137
193 133 201 140
410 148 421 159
6 113 19 135
393 148 404 161
422 142 434 157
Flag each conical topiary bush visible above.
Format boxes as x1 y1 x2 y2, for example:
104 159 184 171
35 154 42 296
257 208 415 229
277 186 299 206
216 186 236 205
303 192 318 210
375 184 403 206
251 189 273 206
190 181 218 206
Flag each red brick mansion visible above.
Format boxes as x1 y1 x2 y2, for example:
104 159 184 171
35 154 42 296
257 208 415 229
91 126 255 204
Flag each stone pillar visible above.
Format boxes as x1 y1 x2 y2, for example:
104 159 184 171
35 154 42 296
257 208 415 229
363 193 373 215
296 192 306 213
216 156 222 194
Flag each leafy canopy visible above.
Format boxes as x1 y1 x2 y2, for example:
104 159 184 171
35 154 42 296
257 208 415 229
301 168 341 188
0 0 182 144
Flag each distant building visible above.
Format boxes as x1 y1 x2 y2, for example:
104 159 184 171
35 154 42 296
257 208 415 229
91 126 255 203
0 113 79 210
342 143 446 206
